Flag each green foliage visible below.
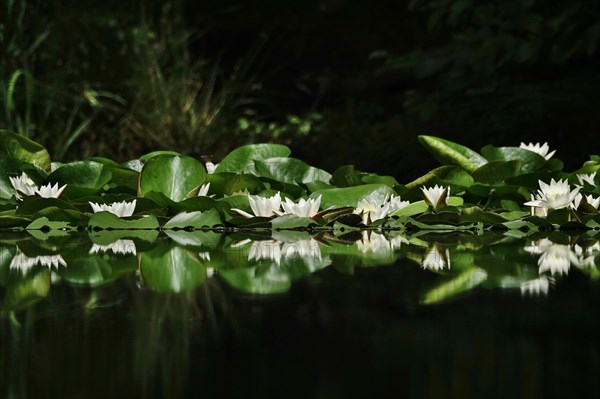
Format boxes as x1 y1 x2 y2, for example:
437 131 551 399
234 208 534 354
0 132 598 235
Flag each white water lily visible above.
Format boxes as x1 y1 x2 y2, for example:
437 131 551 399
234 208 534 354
35 182 67 198
421 185 450 211
520 277 553 296
10 249 67 274
524 179 580 210
198 183 211 197
205 161 218 174
89 199 137 217
422 245 451 271
89 239 137 256
9 172 37 200
354 195 410 224
572 193 600 210
232 192 282 218
538 244 577 276
527 194 548 217
577 172 596 186
282 195 321 218
519 142 556 160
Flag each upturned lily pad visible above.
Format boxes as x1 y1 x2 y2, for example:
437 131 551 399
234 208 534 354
216 143 291 174
419 135 487 172
139 155 206 202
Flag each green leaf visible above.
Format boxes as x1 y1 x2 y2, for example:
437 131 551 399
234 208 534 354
310 184 397 208
0 215 31 228
390 200 429 217
15 197 80 216
26 217 73 231
0 130 51 171
480 145 546 173
88 212 159 230
206 172 264 196
472 160 522 184
139 155 206 202
405 166 474 191
418 135 487 172
163 209 223 229
217 144 291 174
48 161 112 198
140 243 206 293
460 207 508 224
254 157 331 184
271 214 316 229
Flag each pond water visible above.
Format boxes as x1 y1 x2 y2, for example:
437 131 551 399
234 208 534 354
1 229 600 398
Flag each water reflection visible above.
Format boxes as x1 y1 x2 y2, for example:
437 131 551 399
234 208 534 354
1 230 600 398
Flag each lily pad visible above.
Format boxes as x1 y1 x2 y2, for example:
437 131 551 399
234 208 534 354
139 155 206 202
216 143 291 174
419 135 487 172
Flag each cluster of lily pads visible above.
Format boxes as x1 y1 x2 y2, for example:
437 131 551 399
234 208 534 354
2 129 600 233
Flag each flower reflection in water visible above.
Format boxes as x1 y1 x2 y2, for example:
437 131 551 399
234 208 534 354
520 276 554 296
89 239 137 256
9 248 67 274
526 239 599 276
422 245 451 271
356 231 407 255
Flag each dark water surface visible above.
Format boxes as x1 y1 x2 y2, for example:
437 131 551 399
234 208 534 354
1 230 600 399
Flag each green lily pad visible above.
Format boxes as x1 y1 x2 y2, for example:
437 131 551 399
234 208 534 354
418 135 487 172
254 157 331 184
310 183 396 208
216 143 291 174
480 145 546 173
139 155 206 202
163 209 223 229
88 212 159 230
0 130 51 172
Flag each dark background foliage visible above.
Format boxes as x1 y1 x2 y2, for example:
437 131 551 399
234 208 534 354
2 0 600 179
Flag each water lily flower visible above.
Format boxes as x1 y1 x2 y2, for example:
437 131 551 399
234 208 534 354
527 194 548 217
577 172 596 186
205 161 218 174
422 245 451 271
520 277 553 296
89 199 137 217
572 193 600 210
421 185 450 212
519 142 556 160
89 239 137 255
198 182 211 197
10 248 67 274
524 179 580 210
232 192 282 218
35 182 67 198
282 195 321 218
9 172 37 200
538 244 577 275
354 195 410 224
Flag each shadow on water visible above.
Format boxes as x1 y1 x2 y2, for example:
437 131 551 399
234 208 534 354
1 229 600 398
